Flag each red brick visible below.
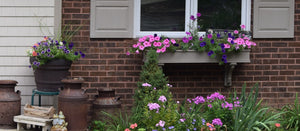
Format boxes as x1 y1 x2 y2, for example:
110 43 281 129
64 8 81 13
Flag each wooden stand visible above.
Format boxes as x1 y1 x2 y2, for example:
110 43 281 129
24 104 55 119
13 115 52 131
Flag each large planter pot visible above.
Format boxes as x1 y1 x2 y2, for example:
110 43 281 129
0 80 20 129
30 57 72 92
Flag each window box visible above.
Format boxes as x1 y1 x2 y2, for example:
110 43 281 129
144 49 250 87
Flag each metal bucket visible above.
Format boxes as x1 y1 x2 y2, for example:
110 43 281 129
93 88 121 121
58 79 87 131
0 80 20 129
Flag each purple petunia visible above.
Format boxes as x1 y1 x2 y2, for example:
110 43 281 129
182 37 189 43
74 51 78 55
217 33 221 38
47 48 51 53
210 39 214 44
69 42 74 50
207 34 213 39
190 15 196 20
197 12 201 17
208 51 214 56
200 42 206 47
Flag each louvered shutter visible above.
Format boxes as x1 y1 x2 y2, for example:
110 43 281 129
90 0 134 38
253 0 294 38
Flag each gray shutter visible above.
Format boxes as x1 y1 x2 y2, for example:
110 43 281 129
90 0 134 38
253 0 294 38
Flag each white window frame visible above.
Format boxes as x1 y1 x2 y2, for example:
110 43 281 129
134 0 251 38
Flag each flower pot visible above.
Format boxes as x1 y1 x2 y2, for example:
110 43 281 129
30 57 72 92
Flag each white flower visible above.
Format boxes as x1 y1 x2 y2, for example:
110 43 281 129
59 41 64 45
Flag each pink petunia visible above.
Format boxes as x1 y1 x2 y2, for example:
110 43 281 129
171 39 176 44
154 36 160 41
207 34 212 39
139 38 145 43
240 24 246 29
186 32 191 35
197 12 201 17
149 37 155 42
139 45 145 50
161 47 166 53
234 30 239 34
126 51 130 56
135 50 139 54
224 44 231 49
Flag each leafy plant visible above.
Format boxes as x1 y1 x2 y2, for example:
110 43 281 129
27 37 85 69
278 93 300 130
233 83 282 131
89 120 107 131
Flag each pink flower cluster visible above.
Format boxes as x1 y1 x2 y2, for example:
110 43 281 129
207 92 226 101
192 96 205 104
132 35 176 54
158 95 167 102
147 103 160 111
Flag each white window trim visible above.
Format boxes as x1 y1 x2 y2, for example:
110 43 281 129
134 0 251 38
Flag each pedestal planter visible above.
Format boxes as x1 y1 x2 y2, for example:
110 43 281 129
0 80 20 129
31 58 72 92
144 50 251 87
58 79 88 131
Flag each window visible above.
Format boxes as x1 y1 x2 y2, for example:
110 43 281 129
134 0 251 38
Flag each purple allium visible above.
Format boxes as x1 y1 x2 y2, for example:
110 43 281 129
193 96 205 104
158 95 167 102
208 51 214 56
142 83 151 87
210 39 214 44
147 103 160 111
190 15 196 20
182 37 189 43
212 118 223 126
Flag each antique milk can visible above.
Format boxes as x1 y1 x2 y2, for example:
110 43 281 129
0 80 20 129
58 78 87 131
93 88 121 121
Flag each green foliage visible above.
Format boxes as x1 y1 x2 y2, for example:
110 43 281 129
132 49 178 129
100 111 131 131
89 120 107 131
233 83 281 131
278 93 300 130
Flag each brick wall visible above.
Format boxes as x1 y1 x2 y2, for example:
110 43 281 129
63 0 300 109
